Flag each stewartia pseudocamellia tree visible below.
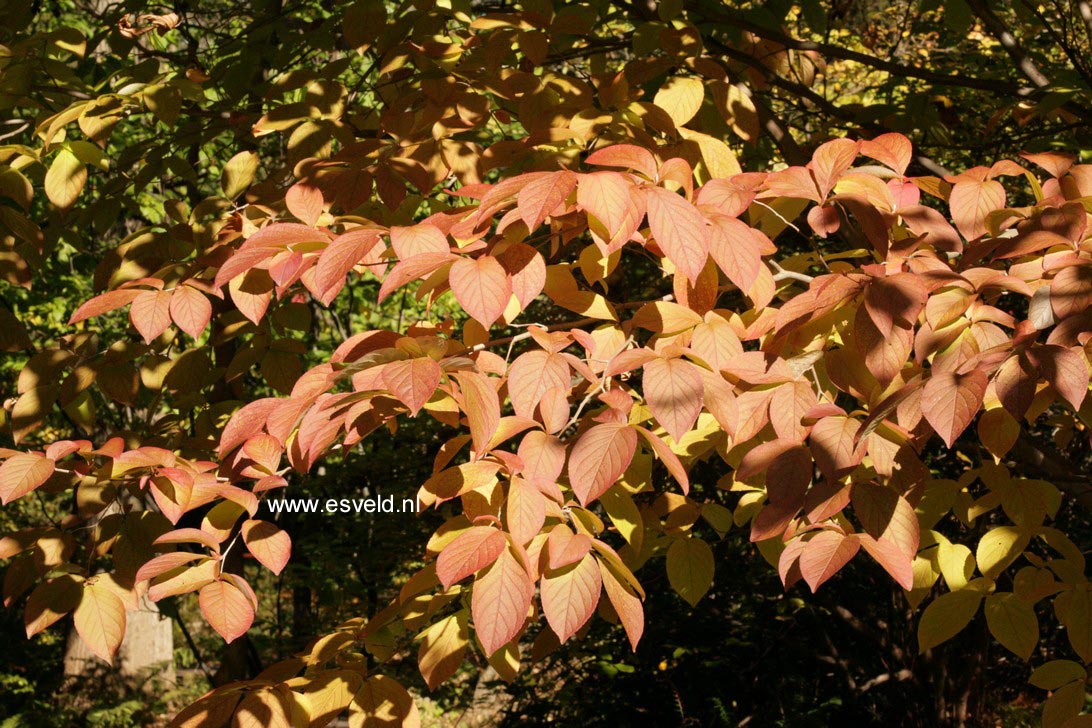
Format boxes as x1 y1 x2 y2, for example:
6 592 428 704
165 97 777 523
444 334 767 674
1 2 1090 726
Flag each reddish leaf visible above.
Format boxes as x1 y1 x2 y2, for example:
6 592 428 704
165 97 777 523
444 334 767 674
861 133 912 176
69 289 141 324
922 369 988 447
0 453 55 505
518 431 567 495
286 182 324 226
498 242 546 309
1050 264 1092 321
472 548 534 657
507 350 570 420
541 554 602 643
864 273 928 338
436 526 506 589
645 186 709 282
642 357 703 442
517 170 577 231
808 416 863 479
585 144 658 179
577 172 643 253
314 228 381 304
455 372 500 455
241 519 292 575
506 477 546 545
383 357 442 416
798 531 860 592
449 256 512 328
390 223 449 259
634 426 690 493
1028 345 1088 410
169 286 212 339
949 179 1005 240
600 561 644 651
130 289 173 343
708 216 763 292
567 423 637 506
810 138 860 196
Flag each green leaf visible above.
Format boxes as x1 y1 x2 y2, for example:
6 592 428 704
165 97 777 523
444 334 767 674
918 589 983 653
666 536 714 607
985 593 1038 659
1029 660 1086 690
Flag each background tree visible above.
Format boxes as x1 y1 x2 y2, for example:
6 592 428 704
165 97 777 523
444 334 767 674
1 1 1091 726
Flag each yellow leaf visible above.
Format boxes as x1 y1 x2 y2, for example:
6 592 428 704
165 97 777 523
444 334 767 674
221 150 260 199
653 76 704 128
976 525 1029 578
937 536 975 590
417 610 469 690
73 577 127 663
44 148 86 210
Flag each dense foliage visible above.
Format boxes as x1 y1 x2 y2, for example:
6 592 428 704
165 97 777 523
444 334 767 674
2 0 1091 726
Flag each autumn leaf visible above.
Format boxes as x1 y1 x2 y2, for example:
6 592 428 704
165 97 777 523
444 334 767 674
241 519 292 575
383 357 442 416
199 578 255 643
436 526 506 588
472 548 534 657
0 453 55 505
540 553 601 643
449 256 511 328
922 369 989 447
645 187 709 282
567 423 637 506
73 577 127 663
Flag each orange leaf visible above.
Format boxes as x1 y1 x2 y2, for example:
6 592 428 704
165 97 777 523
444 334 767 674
577 172 643 254
471 548 533 657
130 289 173 343
449 256 511 328
507 350 570 420
922 369 988 447
314 228 381 304
436 526 506 589
69 289 141 324
455 372 500 455
798 531 860 592
0 453 55 505
645 186 709 282
567 423 637 506
600 561 644 651
199 578 255 643
498 242 546 309
169 286 212 339
383 357 442 416
350 675 421 727
241 519 292 575
505 477 546 545
949 179 1005 241
517 170 577 231
73 577 127 663
540 553 601 643
390 223 449 259
285 182 324 226
642 357 703 442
